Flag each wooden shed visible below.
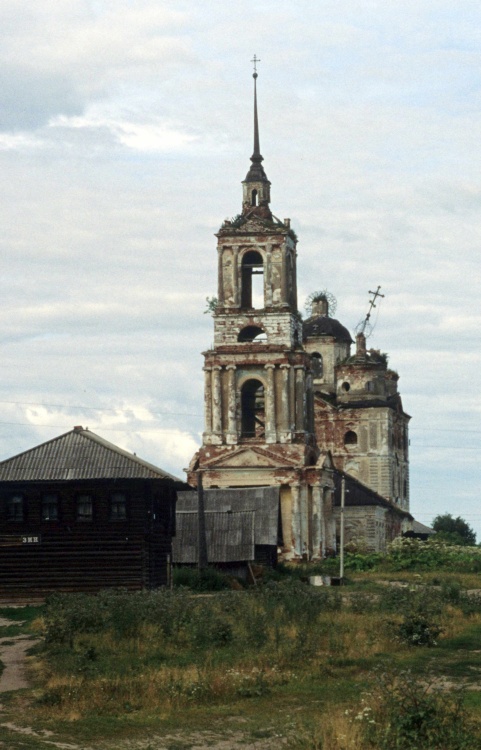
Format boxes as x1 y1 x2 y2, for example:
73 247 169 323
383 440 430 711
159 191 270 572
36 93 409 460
0 426 185 595
172 486 282 572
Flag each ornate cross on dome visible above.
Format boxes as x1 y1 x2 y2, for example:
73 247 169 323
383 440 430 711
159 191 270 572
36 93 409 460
251 54 261 76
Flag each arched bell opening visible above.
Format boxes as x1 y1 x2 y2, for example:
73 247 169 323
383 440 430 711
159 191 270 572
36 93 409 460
241 250 264 309
238 325 267 343
241 379 265 438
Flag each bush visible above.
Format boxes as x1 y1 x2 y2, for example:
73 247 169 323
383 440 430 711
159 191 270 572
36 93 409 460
387 537 481 572
343 552 383 571
173 566 231 591
362 670 479 749
397 613 442 647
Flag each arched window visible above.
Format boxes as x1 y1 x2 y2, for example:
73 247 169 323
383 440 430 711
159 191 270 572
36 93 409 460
241 379 265 438
241 251 264 309
251 189 258 206
344 430 358 447
311 352 323 378
238 326 267 343
341 381 350 392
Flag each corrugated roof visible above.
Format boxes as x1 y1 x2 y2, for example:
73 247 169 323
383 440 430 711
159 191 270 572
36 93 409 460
172 510 255 563
176 486 280 546
0 427 181 482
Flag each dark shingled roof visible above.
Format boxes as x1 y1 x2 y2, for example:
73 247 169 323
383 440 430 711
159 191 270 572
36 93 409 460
0 427 181 483
334 472 412 519
303 316 353 343
412 520 436 535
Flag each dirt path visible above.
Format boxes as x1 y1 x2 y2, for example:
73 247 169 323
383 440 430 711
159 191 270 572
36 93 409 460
0 616 39 693
0 634 38 692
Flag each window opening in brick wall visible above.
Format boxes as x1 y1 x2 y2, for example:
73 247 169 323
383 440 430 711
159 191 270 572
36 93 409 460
241 379 265 438
238 325 267 342
344 430 358 446
311 352 323 377
241 251 264 309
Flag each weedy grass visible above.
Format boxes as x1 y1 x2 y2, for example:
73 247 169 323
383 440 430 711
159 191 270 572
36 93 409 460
1 567 481 748
0 605 42 638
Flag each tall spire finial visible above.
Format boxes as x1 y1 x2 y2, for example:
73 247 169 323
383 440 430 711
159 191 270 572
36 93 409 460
251 55 261 158
242 55 271 216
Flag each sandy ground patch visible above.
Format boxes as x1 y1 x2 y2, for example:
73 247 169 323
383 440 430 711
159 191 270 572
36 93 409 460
0 634 38 692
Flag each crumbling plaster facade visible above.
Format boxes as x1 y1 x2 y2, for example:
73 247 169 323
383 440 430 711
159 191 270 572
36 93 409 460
187 72 411 558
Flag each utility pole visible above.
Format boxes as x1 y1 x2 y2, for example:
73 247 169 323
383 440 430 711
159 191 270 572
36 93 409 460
340 475 345 582
197 471 208 571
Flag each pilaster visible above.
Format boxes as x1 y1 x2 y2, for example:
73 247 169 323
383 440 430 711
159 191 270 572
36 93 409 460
203 367 213 442
311 484 323 560
212 366 223 443
264 364 276 443
226 365 237 444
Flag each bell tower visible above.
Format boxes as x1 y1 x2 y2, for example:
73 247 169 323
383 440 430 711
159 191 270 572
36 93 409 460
188 63 336 561
205 65 309 448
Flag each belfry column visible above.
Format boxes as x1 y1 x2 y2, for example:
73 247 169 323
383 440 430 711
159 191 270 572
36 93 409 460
232 245 240 306
264 364 276 443
226 365 237 444
280 246 288 306
203 367 213 441
265 244 273 307
294 365 306 432
279 364 291 442
212 366 223 441
217 247 224 305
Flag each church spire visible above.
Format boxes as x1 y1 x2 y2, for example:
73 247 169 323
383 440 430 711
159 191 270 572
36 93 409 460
252 58 261 161
242 56 271 215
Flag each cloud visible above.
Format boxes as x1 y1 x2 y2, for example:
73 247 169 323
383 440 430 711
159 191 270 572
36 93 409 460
1 0 481 537
0 1 193 131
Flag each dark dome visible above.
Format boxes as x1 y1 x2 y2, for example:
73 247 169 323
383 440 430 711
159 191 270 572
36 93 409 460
303 316 353 343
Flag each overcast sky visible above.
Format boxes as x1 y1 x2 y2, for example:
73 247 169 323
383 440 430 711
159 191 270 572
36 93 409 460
1 1 480 538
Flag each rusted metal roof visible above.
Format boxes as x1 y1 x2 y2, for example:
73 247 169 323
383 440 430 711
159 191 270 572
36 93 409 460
0 427 181 483
176 486 281 546
172 510 255 563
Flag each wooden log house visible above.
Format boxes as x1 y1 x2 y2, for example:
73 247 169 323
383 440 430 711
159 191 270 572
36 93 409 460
0 426 185 595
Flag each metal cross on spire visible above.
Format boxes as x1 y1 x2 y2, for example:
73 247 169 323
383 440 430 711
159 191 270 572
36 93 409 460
356 285 385 337
251 54 261 75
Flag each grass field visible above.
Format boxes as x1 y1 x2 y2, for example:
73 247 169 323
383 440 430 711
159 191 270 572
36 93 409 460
0 559 481 748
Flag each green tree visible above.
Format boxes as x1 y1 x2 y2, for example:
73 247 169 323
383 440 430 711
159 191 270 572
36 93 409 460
432 513 476 546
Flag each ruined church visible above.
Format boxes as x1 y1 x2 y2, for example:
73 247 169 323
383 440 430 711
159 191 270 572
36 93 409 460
187 70 412 558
